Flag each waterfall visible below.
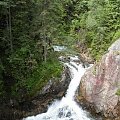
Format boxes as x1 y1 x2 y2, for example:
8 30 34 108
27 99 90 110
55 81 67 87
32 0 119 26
23 60 93 120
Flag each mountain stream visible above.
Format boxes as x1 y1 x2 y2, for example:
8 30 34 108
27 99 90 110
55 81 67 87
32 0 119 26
23 58 94 120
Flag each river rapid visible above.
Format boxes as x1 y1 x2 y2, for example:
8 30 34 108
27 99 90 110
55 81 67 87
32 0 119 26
23 58 94 120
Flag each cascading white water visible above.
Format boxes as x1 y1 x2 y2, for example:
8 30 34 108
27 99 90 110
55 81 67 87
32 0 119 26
23 60 93 120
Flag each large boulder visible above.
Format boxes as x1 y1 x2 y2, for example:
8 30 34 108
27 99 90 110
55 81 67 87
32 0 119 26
77 38 120 119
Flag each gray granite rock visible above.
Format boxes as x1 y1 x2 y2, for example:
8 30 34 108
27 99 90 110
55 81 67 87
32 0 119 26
78 38 120 119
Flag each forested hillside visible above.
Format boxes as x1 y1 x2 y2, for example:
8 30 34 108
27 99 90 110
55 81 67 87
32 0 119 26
0 0 120 103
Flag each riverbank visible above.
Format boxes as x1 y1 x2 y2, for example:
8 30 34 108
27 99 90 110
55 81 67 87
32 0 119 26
0 65 71 120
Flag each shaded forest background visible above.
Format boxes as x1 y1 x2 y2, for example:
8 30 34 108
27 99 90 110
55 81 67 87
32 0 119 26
0 0 120 102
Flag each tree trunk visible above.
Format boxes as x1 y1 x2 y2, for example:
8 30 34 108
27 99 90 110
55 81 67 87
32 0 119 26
8 5 13 53
42 0 47 63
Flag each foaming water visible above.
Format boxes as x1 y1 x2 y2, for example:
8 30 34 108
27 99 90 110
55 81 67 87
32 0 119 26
23 61 93 120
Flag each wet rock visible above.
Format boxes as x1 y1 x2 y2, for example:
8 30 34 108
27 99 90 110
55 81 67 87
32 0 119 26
59 55 82 64
69 118 73 120
77 38 120 119
58 108 64 118
66 111 71 117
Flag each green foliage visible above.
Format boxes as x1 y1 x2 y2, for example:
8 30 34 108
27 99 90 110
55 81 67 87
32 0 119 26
8 43 38 80
0 0 65 101
113 30 120 41
11 53 62 100
0 61 4 97
116 89 120 96
68 0 120 60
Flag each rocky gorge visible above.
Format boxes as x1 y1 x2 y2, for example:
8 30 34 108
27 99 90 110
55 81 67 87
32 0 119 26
77 38 120 120
1 38 120 120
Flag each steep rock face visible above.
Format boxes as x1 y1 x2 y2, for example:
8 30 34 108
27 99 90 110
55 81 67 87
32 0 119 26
78 38 120 119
